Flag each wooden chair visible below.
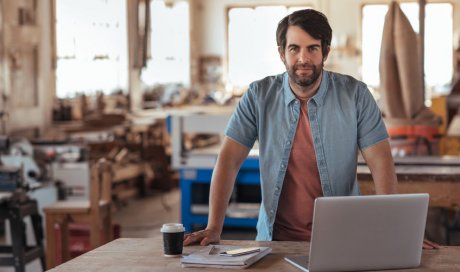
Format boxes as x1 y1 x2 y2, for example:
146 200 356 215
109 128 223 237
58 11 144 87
44 158 113 269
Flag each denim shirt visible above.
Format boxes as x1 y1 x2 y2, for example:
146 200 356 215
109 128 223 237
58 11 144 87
224 71 388 241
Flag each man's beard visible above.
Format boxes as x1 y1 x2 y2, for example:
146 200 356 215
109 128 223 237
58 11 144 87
286 61 323 87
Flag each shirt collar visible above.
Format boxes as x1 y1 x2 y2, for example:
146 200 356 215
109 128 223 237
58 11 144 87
283 72 296 106
283 70 330 107
312 70 329 106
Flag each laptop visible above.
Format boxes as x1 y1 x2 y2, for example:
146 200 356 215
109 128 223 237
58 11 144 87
285 193 429 272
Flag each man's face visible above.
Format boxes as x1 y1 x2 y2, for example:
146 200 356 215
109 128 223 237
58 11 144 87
278 25 329 88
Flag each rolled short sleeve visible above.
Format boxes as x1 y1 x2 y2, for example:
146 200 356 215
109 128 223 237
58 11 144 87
356 85 389 149
224 85 258 149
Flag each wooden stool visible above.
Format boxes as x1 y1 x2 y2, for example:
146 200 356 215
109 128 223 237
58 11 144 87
0 197 46 272
44 159 113 269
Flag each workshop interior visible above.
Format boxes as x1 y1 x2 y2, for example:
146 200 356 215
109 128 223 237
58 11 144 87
0 0 460 271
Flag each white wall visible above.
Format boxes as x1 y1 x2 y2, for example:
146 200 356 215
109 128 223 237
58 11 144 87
191 0 460 81
192 0 323 55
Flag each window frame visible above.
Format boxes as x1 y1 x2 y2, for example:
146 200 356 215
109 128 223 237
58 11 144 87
359 0 457 97
54 0 129 98
141 0 191 87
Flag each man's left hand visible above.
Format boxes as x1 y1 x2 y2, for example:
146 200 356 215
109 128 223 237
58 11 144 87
423 239 441 250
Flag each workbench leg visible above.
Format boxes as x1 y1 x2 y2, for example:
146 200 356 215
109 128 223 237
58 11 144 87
45 215 56 269
90 221 100 250
31 212 46 270
60 221 70 263
9 207 26 272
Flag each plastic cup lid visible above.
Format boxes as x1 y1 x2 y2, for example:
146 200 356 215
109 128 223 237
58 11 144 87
161 223 185 233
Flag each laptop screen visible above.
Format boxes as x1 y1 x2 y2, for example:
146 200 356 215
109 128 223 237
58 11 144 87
286 194 429 272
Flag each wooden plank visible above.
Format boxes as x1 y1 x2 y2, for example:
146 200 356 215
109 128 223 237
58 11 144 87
112 163 145 183
358 156 460 166
112 187 138 201
358 161 460 210
359 180 460 210
357 165 460 182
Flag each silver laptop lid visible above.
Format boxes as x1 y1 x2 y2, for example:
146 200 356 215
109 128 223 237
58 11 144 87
308 193 429 272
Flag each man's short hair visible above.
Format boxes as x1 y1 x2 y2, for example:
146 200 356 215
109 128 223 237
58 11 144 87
276 9 332 57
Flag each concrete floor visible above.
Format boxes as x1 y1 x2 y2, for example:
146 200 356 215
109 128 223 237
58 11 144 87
113 188 182 239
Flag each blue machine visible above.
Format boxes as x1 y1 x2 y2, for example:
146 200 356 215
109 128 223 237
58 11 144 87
169 111 261 232
179 158 260 232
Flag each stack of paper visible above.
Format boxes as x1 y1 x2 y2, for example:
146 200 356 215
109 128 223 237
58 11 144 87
181 245 272 269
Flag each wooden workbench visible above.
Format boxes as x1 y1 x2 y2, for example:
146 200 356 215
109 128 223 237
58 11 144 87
358 156 460 210
48 237 460 271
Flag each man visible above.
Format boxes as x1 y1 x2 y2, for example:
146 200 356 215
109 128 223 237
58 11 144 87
184 8 435 248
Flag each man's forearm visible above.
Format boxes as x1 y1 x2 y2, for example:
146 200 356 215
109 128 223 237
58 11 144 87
372 164 398 194
206 158 239 233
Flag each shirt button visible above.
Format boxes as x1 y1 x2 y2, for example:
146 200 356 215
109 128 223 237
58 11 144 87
286 140 291 145
275 186 280 192
295 100 299 104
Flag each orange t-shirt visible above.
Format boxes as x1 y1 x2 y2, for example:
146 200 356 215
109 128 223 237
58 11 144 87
272 99 323 241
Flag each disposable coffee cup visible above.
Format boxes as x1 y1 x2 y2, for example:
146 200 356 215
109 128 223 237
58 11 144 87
161 223 185 257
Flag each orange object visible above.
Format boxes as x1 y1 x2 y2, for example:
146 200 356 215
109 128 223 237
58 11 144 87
387 125 440 155
387 125 439 141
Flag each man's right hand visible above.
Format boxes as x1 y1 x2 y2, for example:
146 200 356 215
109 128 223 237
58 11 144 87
183 228 221 246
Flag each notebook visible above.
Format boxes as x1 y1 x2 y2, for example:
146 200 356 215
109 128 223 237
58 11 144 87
285 193 429 272
181 245 271 269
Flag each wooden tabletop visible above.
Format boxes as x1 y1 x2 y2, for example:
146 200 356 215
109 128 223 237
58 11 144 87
357 164 460 182
357 156 460 182
356 157 460 209
49 237 460 271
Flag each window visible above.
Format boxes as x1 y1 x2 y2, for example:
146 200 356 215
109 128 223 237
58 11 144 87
141 1 190 87
361 2 453 96
227 6 311 88
56 0 128 98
